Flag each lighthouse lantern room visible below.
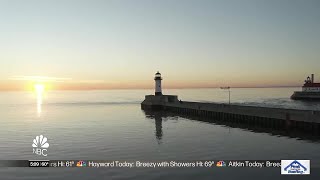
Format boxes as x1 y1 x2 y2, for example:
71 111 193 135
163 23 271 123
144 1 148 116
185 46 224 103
154 71 162 96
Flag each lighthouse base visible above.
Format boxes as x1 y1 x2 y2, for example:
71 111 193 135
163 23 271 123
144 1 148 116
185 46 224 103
141 95 179 110
155 92 162 96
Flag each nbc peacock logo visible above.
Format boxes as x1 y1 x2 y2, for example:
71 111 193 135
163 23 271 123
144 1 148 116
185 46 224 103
216 161 226 167
32 135 49 157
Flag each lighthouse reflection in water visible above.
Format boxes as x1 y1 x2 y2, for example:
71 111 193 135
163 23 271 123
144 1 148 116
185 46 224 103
155 113 163 144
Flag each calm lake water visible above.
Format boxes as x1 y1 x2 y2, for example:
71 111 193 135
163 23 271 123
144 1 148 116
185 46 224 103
0 88 319 179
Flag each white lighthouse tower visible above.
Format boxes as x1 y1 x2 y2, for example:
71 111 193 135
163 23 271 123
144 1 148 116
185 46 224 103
154 71 162 96
141 72 179 108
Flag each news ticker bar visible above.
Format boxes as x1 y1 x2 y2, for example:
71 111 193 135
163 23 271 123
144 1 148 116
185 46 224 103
0 160 282 168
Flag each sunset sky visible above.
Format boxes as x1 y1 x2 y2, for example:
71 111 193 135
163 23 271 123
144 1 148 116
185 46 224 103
1 0 320 90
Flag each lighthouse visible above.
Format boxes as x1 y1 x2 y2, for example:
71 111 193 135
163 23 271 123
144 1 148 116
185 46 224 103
154 71 162 96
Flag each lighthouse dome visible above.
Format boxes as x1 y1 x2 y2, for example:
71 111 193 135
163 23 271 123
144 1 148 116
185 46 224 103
154 71 162 80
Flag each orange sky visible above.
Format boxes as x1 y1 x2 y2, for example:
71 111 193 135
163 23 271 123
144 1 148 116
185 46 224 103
0 75 303 91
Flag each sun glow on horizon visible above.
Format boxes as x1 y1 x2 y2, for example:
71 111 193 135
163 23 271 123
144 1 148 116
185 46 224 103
34 84 45 94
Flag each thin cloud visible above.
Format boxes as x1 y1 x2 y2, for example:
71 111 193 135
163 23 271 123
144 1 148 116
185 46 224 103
67 80 107 84
9 76 72 82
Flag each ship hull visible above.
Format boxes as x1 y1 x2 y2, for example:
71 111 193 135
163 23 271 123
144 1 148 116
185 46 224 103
291 91 320 100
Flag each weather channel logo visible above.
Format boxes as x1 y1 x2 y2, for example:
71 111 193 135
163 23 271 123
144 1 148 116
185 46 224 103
216 161 226 167
281 160 310 175
32 135 49 157
77 161 87 167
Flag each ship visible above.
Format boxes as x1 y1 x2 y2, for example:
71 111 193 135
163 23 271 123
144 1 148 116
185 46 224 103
291 74 320 100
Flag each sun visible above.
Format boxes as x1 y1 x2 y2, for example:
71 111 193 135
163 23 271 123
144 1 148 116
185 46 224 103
34 84 45 94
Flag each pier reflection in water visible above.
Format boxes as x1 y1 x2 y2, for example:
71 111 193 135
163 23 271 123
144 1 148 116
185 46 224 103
142 109 320 143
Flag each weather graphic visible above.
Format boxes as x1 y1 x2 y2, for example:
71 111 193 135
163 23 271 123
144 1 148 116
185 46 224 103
216 161 226 167
77 161 87 167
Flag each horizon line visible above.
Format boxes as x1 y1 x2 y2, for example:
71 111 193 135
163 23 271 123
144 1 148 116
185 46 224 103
0 85 301 92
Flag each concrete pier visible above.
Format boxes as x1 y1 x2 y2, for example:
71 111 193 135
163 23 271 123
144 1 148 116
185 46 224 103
141 95 320 134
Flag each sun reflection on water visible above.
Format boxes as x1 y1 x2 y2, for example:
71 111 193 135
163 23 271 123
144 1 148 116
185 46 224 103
34 84 44 117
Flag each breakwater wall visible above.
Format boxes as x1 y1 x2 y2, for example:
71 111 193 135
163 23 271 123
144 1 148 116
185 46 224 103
141 95 320 134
